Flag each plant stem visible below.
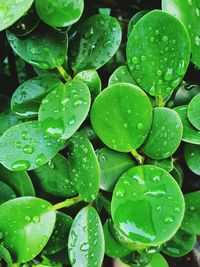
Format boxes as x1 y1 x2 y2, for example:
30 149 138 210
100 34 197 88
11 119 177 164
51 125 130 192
57 65 72 82
53 195 82 210
131 149 144 165
155 95 165 107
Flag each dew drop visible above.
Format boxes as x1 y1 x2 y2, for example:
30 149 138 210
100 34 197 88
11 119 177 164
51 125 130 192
137 123 143 129
32 216 40 224
80 242 89 251
35 154 46 166
25 215 31 222
11 160 30 171
164 68 173 81
164 217 174 224
195 36 200 46
162 35 168 42
132 56 138 64
23 145 34 154
115 188 125 198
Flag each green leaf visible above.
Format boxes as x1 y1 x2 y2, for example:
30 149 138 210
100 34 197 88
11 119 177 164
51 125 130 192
0 0 34 31
127 10 149 37
162 0 200 67
0 121 64 171
68 131 100 202
142 107 183 159
126 10 191 96
91 83 152 152
0 164 35 196
0 181 16 204
68 206 104 267
162 229 196 257
108 65 136 86
103 219 131 258
0 197 56 263
181 191 200 235
187 94 200 130
69 14 122 72
174 105 200 144
97 147 135 192
146 253 169 267
145 158 174 172
36 0 84 27
170 162 183 188
74 70 101 100
32 153 77 197
38 81 91 140
11 74 63 118
0 245 12 266
43 212 72 255
111 165 185 246
121 250 153 267
7 25 67 69
184 143 200 175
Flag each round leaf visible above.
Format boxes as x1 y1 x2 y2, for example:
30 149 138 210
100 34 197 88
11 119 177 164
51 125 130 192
181 191 200 235
184 143 200 175
108 65 136 86
68 206 104 267
145 158 174 172
146 253 169 267
127 11 149 37
97 147 135 192
162 0 200 67
32 153 77 197
69 14 122 72
91 83 152 152
43 212 72 255
127 10 191 96
0 197 56 263
36 0 84 27
103 219 131 258
0 0 34 31
7 25 67 69
111 165 185 246
0 121 64 171
0 181 16 204
68 131 100 202
187 94 200 130
38 81 91 140
74 70 101 100
11 74 63 118
162 229 196 257
142 107 183 159
174 105 200 144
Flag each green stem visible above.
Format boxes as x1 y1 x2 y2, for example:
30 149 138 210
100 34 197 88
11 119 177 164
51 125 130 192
155 95 165 107
53 195 82 210
131 149 144 165
57 65 72 82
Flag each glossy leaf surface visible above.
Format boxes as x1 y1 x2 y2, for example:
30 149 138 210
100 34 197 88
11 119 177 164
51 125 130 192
108 65 136 86
187 94 200 130
184 143 200 175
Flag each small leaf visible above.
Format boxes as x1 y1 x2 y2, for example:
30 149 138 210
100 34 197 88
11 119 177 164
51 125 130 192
146 253 169 267
36 0 84 27
11 74 63 118
39 81 91 140
145 157 174 172
174 105 200 144
91 83 152 152
170 162 184 188
68 206 104 267
68 131 100 202
127 10 149 37
184 143 200 175
0 181 16 204
69 14 122 72
181 191 200 235
127 10 191 96
162 229 196 257
111 165 185 246
97 147 135 192
7 25 67 69
32 153 77 197
108 65 136 86
0 0 34 31
43 212 72 255
0 121 64 171
74 70 101 100
142 107 183 159
0 245 12 266
187 94 200 130
0 197 56 263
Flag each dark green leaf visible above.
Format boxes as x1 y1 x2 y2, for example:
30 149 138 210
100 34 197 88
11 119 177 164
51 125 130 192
108 65 136 86
187 94 200 130
127 10 149 37
0 181 16 204
0 245 12 266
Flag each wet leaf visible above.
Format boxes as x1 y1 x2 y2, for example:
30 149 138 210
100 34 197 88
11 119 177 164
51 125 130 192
108 65 136 86
187 94 200 130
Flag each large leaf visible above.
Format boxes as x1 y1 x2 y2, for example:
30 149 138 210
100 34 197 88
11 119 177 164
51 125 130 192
0 0 34 31
7 25 67 70
127 10 191 96
38 81 91 140
69 14 122 72
91 83 152 152
0 197 56 263
162 0 200 67
0 121 64 171
36 0 84 27
68 131 100 202
68 206 104 267
142 107 183 159
111 165 185 246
